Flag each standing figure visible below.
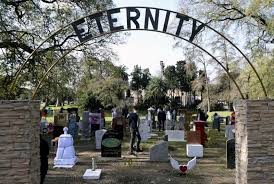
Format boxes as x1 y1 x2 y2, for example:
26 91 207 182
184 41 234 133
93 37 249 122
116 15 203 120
128 106 142 154
122 105 129 118
212 113 221 132
40 135 49 184
112 108 127 140
178 112 185 130
157 108 166 131
111 106 117 119
231 111 236 125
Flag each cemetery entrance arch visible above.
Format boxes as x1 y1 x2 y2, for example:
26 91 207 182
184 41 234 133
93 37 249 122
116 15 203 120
8 6 268 99
3 6 273 184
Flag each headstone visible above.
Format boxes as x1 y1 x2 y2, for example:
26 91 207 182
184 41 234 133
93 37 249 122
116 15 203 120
101 130 122 157
165 130 185 142
163 135 168 141
165 120 175 130
226 139 235 169
177 115 185 130
81 111 90 140
187 131 201 144
149 141 168 162
139 120 151 141
95 129 107 150
225 125 235 140
90 113 102 135
67 114 78 138
186 144 203 157
54 127 77 168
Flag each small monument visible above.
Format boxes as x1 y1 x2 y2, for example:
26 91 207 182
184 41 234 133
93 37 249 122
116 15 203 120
54 127 77 168
67 114 78 138
101 130 122 157
95 129 107 150
165 130 185 142
83 158 102 180
186 131 203 157
81 111 90 140
150 141 168 162
139 119 151 141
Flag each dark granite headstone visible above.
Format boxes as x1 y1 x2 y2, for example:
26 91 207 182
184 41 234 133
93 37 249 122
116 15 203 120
101 130 122 157
163 134 168 141
226 139 235 169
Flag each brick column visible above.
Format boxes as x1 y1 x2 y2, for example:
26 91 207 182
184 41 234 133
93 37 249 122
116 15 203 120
234 100 274 184
0 101 40 184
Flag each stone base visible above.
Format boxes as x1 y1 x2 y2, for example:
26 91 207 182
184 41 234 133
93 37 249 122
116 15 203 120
53 164 75 168
186 144 203 157
83 169 102 180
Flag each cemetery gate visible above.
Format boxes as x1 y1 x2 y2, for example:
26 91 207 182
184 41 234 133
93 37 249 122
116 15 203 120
1 6 273 184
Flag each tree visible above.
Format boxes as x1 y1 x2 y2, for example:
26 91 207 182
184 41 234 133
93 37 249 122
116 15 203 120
164 65 178 99
77 56 129 109
0 0 124 99
176 60 192 93
180 0 274 51
144 77 169 107
130 65 151 103
238 53 274 99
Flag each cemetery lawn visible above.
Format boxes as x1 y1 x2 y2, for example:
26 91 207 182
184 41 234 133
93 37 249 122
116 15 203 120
44 122 234 184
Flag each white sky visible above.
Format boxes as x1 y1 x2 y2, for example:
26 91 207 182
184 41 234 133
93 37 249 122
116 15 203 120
112 0 184 76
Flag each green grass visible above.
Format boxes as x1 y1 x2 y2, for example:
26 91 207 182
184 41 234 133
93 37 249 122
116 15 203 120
207 111 231 118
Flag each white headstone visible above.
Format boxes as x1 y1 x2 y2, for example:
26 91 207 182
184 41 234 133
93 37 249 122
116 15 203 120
165 130 185 142
95 129 107 149
186 144 203 157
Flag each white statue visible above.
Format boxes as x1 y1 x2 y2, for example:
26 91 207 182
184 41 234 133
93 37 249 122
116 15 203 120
54 127 77 168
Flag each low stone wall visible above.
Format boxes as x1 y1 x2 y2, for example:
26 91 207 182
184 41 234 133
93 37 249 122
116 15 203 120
0 100 40 184
235 100 274 184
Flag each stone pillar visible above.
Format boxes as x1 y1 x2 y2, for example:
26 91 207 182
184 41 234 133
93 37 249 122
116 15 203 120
0 100 40 184
234 100 274 184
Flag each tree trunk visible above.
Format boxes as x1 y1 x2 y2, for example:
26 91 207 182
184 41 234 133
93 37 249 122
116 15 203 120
203 62 210 112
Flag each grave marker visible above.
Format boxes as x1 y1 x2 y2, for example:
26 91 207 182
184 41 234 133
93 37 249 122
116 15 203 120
81 111 90 140
95 129 107 150
101 130 122 157
150 141 168 162
139 120 151 141
165 130 185 142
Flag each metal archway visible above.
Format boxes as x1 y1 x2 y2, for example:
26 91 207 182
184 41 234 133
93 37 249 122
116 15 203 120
9 6 267 99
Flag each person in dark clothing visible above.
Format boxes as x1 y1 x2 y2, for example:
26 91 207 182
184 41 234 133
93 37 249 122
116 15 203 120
157 108 166 131
197 108 208 121
122 105 129 118
128 106 142 154
40 135 49 184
